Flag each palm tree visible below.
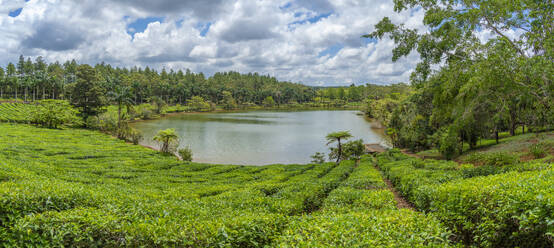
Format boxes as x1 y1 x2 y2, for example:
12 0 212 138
153 128 179 154
326 131 353 164
108 85 134 136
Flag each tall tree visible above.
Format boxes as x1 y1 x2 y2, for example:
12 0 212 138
71 64 106 123
326 131 353 164
108 85 134 136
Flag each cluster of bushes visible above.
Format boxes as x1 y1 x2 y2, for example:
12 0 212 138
463 151 520 166
377 150 553 247
276 157 454 247
0 100 81 128
0 124 458 247
0 102 36 123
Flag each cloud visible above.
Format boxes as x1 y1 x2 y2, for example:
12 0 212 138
0 0 428 86
22 22 85 51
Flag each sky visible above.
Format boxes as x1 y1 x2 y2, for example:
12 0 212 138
0 0 427 86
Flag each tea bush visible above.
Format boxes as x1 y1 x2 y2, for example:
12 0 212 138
376 150 553 247
0 125 456 247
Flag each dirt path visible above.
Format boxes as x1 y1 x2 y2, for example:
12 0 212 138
374 165 415 210
400 149 423 159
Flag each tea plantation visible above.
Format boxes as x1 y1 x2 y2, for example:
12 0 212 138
0 123 454 247
376 150 553 248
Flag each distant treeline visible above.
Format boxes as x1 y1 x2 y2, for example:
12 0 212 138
0 55 406 106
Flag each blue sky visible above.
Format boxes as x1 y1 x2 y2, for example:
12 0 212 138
0 0 425 86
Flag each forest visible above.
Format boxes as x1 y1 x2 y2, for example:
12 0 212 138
363 0 553 159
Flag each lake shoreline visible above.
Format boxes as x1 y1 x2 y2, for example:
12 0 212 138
131 110 389 165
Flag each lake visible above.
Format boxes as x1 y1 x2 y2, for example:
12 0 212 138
131 110 388 165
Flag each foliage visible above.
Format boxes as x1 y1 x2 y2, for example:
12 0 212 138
153 128 179 154
365 0 554 157
187 96 211 112
29 100 80 128
0 124 458 247
529 142 548 159
221 91 237 110
336 139 365 161
262 96 275 107
0 102 39 123
310 152 325 164
108 85 134 136
463 152 520 166
71 64 107 123
178 147 193 162
326 131 353 163
438 126 461 160
127 128 143 145
376 151 553 247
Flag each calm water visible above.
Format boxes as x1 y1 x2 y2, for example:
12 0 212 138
131 110 387 165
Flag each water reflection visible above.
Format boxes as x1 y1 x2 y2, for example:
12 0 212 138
131 110 387 165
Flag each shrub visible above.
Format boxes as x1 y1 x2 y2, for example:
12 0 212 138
153 128 179 154
438 126 461 160
178 147 193 162
530 142 547 158
342 139 366 160
310 152 325 164
128 128 143 145
465 152 520 166
30 100 80 128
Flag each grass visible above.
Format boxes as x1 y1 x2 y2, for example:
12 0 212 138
416 128 554 162
0 123 454 247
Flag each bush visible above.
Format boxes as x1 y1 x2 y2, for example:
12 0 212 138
342 139 366 160
438 126 461 160
128 128 143 145
310 152 325 164
376 152 553 248
464 152 519 166
530 142 547 158
30 100 80 128
178 147 193 162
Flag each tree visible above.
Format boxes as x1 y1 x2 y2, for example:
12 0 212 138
365 0 553 154
71 64 106 124
153 128 179 154
149 96 166 114
326 131 353 164
342 139 366 160
222 91 237 110
310 152 326 164
263 96 275 107
108 85 134 137
188 96 210 111
0 67 4 99
30 100 80 129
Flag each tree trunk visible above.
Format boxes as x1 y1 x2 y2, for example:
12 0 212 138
117 104 122 134
24 87 27 102
510 122 516 136
495 131 499 144
336 139 342 164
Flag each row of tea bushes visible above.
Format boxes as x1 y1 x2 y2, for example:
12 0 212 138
2 123 370 247
275 157 455 247
377 150 553 247
0 102 36 122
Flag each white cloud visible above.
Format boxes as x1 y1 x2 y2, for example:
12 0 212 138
0 0 428 85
